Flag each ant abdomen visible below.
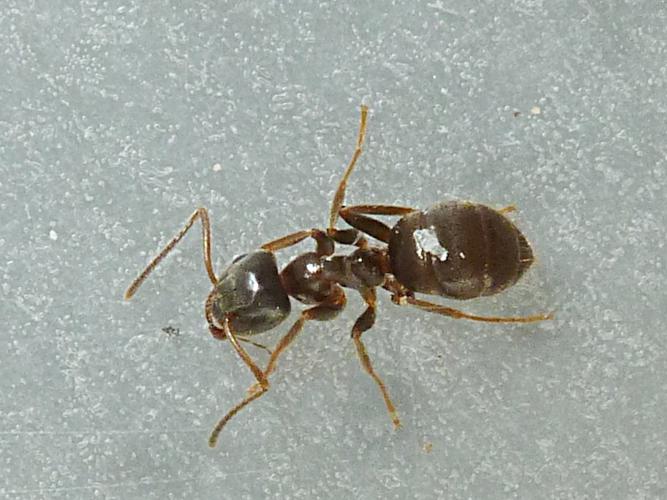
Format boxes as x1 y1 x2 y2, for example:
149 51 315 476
210 251 291 334
388 201 534 300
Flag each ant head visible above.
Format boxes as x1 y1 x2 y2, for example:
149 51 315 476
210 250 291 335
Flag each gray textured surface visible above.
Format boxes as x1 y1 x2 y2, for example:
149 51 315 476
2 1 666 499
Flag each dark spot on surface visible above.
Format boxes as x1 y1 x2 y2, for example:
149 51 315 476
162 326 180 336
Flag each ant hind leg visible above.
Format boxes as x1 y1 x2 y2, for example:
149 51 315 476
498 205 517 215
403 296 553 323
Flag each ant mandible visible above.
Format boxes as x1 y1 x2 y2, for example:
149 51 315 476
124 105 553 447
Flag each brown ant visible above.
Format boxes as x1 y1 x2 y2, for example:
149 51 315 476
124 105 552 447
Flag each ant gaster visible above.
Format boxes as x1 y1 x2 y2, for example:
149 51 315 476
124 106 553 447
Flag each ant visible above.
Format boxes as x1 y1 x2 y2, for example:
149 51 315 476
124 105 552 448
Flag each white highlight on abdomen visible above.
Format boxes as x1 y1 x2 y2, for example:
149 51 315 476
413 227 449 261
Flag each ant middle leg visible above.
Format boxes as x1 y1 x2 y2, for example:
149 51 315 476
339 204 416 243
125 207 217 299
351 287 401 428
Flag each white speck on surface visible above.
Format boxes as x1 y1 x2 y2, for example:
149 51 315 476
212 163 222 172
413 227 448 261
531 105 542 115
49 230 58 241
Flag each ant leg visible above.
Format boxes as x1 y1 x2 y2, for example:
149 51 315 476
498 204 517 214
351 288 401 428
205 308 269 386
339 204 415 243
238 337 272 355
341 212 390 243
261 227 362 253
400 295 553 323
208 318 270 448
342 204 415 216
208 289 347 447
208 386 267 448
264 287 346 379
328 105 369 230
261 229 335 257
327 228 361 246
261 229 317 251
225 318 268 387
124 208 217 299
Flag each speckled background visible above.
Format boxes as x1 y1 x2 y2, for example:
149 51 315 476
2 1 665 498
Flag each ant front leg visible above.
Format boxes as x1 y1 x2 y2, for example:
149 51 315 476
261 226 363 255
326 106 415 247
207 317 269 448
124 208 217 299
328 105 369 230
264 287 346 379
208 288 347 448
351 287 401 429
261 228 336 256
